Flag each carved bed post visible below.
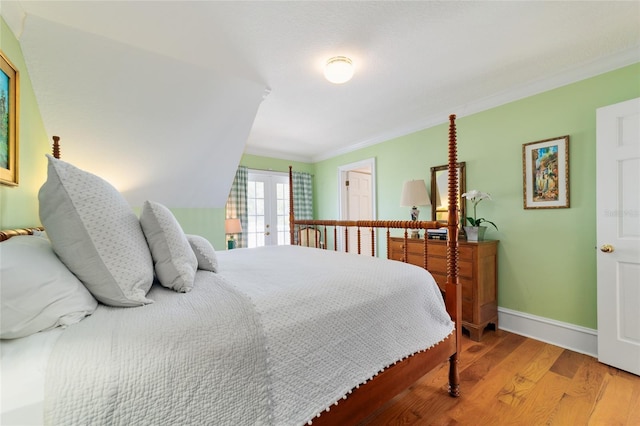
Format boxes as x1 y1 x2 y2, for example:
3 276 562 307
344 227 349 253
289 166 295 245
52 136 61 159
445 114 461 397
423 234 429 270
370 227 375 257
386 228 391 259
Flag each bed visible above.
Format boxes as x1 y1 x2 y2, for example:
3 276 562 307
0 115 462 425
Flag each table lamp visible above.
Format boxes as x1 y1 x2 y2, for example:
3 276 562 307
400 179 431 238
225 218 242 249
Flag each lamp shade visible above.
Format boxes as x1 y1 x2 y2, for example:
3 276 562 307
400 180 431 207
225 218 242 234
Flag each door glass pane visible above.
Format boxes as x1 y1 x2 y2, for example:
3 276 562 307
247 174 290 247
247 180 265 248
276 182 290 246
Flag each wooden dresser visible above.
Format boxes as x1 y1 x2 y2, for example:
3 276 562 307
389 237 498 341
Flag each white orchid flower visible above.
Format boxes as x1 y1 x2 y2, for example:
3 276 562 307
462 190 492 203
461 190 497 230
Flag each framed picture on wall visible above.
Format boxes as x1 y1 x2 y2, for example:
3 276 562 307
0 50 19 186
522 135 570 209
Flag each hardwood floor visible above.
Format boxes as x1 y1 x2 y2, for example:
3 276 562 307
361 330 640 425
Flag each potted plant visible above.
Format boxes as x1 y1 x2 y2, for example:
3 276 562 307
461 190 498 241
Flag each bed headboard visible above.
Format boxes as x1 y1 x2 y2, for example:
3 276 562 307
0 136 60 241
0 227 44 242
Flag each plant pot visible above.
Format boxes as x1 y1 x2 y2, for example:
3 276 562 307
464 226 486 242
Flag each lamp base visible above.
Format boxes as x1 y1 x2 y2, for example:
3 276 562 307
227 239 237 250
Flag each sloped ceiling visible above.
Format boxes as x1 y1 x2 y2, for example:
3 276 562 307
1 1 639 206
3 2 267 208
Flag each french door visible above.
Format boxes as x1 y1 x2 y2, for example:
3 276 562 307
246 171 290 248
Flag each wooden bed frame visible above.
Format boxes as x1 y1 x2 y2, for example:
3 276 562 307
1 117 461 425
289 114 462 425
0 227 44 241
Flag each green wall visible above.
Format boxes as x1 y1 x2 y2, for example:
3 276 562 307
313 63 640 329
0 18 49 229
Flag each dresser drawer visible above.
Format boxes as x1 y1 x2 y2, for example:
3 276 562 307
426 257 473 279
427 243 473 261
407 252 427 267
431 273 472 301
430 272 446 292
390 239 423 254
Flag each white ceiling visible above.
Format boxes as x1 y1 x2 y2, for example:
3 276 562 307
2 1 640 165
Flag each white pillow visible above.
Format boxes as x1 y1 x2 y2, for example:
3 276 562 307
186 234 218 272
38 155 154 307
140 201 197 292
0 236 98 339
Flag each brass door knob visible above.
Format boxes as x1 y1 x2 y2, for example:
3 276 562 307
600 244 614 253
265 231 271 236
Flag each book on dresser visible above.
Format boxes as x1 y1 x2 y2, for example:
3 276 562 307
426 228 447 240
388 237 499 341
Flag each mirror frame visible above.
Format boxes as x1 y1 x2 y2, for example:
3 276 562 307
430 162 466 226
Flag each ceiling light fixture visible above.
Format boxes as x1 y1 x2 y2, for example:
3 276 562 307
324 56 354 84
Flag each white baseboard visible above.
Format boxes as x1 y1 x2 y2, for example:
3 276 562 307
498 307 597 358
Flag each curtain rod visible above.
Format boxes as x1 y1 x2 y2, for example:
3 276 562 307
247 167 314 177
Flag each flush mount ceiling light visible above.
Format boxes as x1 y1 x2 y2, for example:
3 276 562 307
324 56 354 84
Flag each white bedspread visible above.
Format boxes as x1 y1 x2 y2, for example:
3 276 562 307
45 246 454 426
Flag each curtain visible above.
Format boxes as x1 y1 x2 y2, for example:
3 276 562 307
292 171 313 245
226 166 248 248
292 171 313 220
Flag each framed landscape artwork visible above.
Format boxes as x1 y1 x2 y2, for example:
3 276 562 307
1 50 19 186
522 135 570 209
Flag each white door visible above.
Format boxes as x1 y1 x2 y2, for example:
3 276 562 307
246 172 290 248
346 170 373 255
338 159 377 255
596 97 640 375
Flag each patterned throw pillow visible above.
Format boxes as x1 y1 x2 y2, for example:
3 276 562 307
38 155 154 307
186 234 218 272
140 201 198 292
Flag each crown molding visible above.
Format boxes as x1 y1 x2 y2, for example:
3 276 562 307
312 49 640 163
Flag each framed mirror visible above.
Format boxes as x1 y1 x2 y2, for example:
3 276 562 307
430 162 466 226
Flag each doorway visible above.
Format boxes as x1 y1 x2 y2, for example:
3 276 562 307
338 158 377 254
246 170 290 248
